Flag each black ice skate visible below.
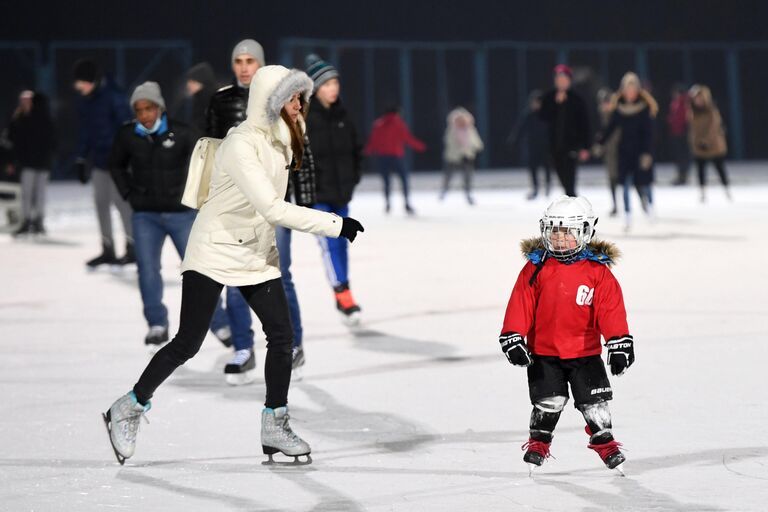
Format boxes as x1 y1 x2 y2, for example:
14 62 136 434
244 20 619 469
86 244 119 270
334 283 361 326
224 348 256 386
291 346 306 381
144 326 169 354
522 438 552 474
586 426 626 475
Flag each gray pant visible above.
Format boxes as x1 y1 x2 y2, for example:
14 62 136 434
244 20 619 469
20 168 49 220
92 169 133 247
441 157 476 197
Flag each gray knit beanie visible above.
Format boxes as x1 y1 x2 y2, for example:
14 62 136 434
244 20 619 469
231 39 265 67
130 81 166 110
305 54 339 92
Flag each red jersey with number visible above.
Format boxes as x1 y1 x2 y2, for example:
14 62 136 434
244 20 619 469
501 248 629 359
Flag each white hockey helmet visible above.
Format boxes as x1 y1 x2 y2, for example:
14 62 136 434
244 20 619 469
540 195 598 262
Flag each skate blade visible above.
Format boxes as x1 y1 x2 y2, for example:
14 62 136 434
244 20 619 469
261 453 313 466
101 412 126 466
613 463 626 477
340 311 361 327
527 463 540 477
225 369 257 386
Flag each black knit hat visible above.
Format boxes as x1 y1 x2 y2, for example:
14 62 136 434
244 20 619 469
305 54 339 92
72 58 101 83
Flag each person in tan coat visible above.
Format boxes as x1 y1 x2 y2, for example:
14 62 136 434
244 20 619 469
102 66 364 466
688 85 731 202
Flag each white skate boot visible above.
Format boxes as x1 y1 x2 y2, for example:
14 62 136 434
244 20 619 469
261 406 312 465
224 348 256 386
102 391 151 465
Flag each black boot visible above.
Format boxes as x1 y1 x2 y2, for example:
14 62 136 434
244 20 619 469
116 242 136 265
31 217 46 236
12 219 32 237
86 244 118 268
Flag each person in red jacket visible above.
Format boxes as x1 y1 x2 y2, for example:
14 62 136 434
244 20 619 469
667 84 690 186
498 195 634 473
364 106 426 214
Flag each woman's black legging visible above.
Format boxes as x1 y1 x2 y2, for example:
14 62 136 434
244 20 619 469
133 271 293 409
696 157 729 187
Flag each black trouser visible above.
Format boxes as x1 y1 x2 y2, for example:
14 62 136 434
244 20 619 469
133 271 293 409
552 151 577 197
696 157 729 187
529 159 552 195
670 135 690 183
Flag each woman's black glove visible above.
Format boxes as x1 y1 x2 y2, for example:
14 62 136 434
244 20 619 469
340 217 364 242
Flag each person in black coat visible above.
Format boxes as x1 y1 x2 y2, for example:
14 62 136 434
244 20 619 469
110 81 229 350
7 90 56 235
305 54 363 329
595 72 658 231
179 62 217 134
538 64 591 197
72 59 134 266
508 90 551 200
205 39 264 139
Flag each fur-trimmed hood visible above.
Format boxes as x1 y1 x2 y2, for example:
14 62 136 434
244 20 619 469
520 237 621 267
245 65 313 131
609 90 659 119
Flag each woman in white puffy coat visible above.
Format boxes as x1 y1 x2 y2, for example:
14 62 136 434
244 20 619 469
440 107 483 204
103 66 364 465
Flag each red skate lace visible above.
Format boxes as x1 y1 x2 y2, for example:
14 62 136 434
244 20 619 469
521 439 552 459
587 439 623 461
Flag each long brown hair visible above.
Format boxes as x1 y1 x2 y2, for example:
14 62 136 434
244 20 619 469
280 95 308 169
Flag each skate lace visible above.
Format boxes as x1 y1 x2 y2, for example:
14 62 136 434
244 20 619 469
118 408 150 444
521 439 552 459
278 413 303 446
228 349 252 366
588 439 623 461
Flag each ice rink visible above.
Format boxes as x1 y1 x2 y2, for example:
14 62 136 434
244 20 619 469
2 167 768 511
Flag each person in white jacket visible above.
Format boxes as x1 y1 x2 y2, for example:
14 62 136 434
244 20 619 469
102 66 364 466
440 107 484 205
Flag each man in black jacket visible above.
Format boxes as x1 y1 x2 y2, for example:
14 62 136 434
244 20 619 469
206 39 263 138
110 82 231 352
203 39 264 383
539 64 591 197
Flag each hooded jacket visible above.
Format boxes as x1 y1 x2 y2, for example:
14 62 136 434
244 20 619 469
181 66 343 286
501 238 629 359
688 86 727 159
443 107 484 163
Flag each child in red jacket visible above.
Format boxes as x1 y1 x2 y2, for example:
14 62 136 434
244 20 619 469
499 195 634 473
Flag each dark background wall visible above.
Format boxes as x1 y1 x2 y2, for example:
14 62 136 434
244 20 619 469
3 0 767 175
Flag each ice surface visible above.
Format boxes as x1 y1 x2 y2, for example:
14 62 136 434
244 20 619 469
1 167 768 511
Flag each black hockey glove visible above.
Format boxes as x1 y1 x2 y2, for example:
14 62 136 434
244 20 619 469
605 335 635 376
340 217 364 242
499 331 533 367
